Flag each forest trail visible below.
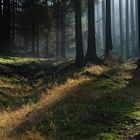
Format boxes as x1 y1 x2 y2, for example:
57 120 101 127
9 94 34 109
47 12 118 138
0 58 140 140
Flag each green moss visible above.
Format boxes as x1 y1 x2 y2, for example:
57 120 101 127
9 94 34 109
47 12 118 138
96 133 121 140
0 59 140 139
23 62 140 139
0 57 47 65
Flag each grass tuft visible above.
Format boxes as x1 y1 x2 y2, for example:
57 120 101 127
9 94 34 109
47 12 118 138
0 58 140 140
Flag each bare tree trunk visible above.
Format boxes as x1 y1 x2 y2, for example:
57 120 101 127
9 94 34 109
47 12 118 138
102 0 106 52
36 24 40 56
130 0 136 58
24 35 29 54
46 33 49 56
32 22 36 54
56 0 60 58
60 5 66 58
126 0 130 59
3 0 11 54
112 0 116 49
135 0 139 57
105 0 113 57
119 0 124 58
75 0 84 66
0 0 3 54
138 0 140 57
11 0 15 50
86 0 98 62
97 3 100 47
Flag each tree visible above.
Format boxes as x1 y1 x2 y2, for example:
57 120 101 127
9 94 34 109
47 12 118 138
0 0 2 53
138 0 140 57
135 0 139 57
112 0 116 49
74 0 84 66
60 1 66 58
11 0 16 50
17 0 52 56
53 0 68 58
119 0 124 58
102 0 106 52
130 0 136 58
54 0 60 57
126 0 130 59
86 0 98 62
1 0 11 54
105 0 113 57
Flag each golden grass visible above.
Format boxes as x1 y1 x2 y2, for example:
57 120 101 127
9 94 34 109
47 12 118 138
0 78 90 139
84 65 107 76
0 64 135 139
0 104 35 137
0 65 106 139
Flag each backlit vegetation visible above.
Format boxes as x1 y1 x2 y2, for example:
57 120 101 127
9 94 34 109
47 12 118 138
0 57 140 140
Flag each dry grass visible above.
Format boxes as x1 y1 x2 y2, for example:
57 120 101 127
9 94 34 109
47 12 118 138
0 64 106 139
0 63 138 140
84 65 107 76
0 104 35 136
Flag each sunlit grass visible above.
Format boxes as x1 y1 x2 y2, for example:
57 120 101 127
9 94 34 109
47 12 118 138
0 60 140 140
0 57 47 65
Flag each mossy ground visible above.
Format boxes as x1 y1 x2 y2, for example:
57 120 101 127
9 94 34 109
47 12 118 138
0 57 140 140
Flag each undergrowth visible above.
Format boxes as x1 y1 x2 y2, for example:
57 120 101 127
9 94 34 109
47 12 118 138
0 58 140 140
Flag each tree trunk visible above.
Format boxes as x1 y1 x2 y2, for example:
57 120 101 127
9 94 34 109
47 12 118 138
112 0 116 49
130 0 136 58
0 0 3 53
56 0 60 57
119 0 124 58
97 3 100 47
102 0 106 52
126 0 130 59
135 0 139 57
46 34 49 56
138 0 140 57
60 4 66 58
32 23 36 54
105 0 113 57
86 0 97 62
36 24 40 56
11 0 15 50
75 0 84 66
24 35 29 54
3 0 11 54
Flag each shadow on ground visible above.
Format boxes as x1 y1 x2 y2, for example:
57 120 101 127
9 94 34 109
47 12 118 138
8 63 140 140
0 59 75 111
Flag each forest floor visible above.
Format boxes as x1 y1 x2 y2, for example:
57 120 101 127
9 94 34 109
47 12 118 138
0 57 140 140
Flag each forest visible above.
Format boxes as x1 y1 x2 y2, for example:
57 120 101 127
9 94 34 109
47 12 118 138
0 0 140 140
